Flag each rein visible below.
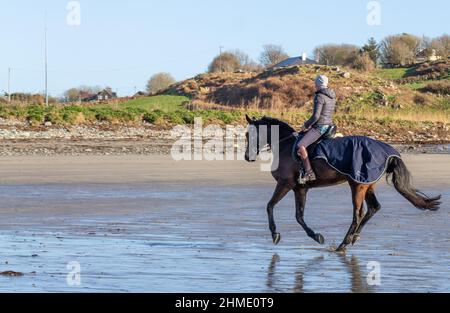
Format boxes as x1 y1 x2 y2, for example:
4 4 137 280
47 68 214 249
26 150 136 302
260 132 299 153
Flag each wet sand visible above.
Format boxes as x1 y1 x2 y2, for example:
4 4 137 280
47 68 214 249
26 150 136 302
0 154 449 292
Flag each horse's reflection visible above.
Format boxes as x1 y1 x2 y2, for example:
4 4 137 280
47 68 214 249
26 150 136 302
266 253 374 293
337 254 374 293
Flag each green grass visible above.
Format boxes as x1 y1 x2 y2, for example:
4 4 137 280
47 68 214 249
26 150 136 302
0 95 246 126
117 95 189 112
404 82 427 90
373 68 409 80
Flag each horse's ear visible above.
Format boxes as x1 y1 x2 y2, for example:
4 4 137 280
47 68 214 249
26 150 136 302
246 114 253 124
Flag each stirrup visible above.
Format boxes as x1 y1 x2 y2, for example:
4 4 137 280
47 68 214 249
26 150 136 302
301 170 316 183
298 170 316 185
306 171 317 182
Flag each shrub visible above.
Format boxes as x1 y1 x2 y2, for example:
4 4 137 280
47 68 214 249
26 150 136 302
413 94 428 105
26 105 45 125
351 53 376 72
419 81 450 95
142 110 164 124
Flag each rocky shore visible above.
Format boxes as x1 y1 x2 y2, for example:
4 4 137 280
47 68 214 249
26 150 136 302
0 122 449 157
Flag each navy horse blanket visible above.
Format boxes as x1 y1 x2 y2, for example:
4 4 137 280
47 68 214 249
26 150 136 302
308 136 401 184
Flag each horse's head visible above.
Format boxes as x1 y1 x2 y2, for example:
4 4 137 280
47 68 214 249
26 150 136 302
244 115 296 162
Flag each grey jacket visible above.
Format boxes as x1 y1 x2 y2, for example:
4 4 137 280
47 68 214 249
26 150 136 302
304 88 336 129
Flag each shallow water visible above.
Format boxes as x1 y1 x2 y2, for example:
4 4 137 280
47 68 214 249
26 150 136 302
0 182 449 292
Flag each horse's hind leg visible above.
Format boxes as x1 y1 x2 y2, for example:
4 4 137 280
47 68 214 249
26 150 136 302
352 185 381 245
336 182 368 252
267 180 292 245
293 185 325 245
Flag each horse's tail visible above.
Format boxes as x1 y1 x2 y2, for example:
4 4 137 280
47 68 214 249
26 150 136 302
386 157 441 211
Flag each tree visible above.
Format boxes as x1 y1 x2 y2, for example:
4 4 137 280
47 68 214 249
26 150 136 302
231 50 263 72
63 85 102 102
431 34 450 59
380 33 422 66
314 44 360 66
146 73 176 94
259 44 289 68
361 37 380 64
208 52 241 73
63 88 80 102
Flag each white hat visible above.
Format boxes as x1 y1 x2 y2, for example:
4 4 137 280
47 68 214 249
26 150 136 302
315 75 329 88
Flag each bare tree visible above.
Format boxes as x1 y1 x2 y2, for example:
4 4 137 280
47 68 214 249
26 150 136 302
314 44 360 66
208 50 262 73
231 50 263 72
63 85 102 102
146 73 176 95
380 33 422 66
259 44 289 68
63 88 80 102
431 34 450 59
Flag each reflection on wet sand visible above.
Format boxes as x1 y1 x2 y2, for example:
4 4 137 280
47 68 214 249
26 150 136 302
338 254 374 293
267 253 374 293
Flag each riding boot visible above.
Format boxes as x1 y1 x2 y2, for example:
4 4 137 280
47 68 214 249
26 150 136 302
301 157 317 182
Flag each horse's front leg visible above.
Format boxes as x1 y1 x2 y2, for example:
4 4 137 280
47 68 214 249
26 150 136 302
293 185 325 245
267 180 293 245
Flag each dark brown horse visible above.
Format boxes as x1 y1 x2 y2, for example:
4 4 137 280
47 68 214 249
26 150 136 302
244 116 441 252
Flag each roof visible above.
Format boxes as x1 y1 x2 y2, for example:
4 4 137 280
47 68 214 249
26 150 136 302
273 56 318 68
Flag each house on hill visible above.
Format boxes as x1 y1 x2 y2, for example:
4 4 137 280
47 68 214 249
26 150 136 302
416 49 442 63
82 88 117 102
133 91 147 97
272 52 318 69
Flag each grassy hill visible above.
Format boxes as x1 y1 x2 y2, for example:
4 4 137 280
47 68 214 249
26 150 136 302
0 61 449 144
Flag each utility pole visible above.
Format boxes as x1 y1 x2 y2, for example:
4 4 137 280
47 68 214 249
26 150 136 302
44 13 49 106
219 46 224 73
7 68 11 103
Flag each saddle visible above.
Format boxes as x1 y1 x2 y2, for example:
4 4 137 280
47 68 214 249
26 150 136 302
292 124 338 165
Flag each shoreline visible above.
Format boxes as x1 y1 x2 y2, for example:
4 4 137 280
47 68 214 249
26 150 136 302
0 137 449 157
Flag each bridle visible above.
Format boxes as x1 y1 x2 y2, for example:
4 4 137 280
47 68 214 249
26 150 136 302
259 132 299 153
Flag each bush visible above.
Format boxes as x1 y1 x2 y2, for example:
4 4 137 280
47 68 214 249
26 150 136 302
351 53 376 72
419 81 450 95
413 94 428 105
60 106 88 124
44 106 63 124
142 110 164 124
26 105 45 125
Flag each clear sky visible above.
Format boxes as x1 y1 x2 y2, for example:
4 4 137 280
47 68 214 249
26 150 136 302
0 0 449 96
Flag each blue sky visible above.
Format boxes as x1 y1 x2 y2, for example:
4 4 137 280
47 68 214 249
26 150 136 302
0 0 449 96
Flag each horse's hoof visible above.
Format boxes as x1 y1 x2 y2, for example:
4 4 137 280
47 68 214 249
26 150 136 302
272 233 281 245
351 234 360 245
315 233 325 245
335 246 347 254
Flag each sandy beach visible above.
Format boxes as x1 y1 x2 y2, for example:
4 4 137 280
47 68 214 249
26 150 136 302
0 153 449 292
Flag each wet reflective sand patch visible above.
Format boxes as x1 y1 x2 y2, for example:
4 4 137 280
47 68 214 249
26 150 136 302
0 155 448 292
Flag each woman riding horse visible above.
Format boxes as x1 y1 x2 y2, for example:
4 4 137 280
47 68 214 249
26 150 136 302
244 116 441 252
297 75 336 182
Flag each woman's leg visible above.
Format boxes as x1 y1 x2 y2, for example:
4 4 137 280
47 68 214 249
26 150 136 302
297 128 322 175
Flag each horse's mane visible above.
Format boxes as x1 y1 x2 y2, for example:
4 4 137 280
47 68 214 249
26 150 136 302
259 116 296 134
